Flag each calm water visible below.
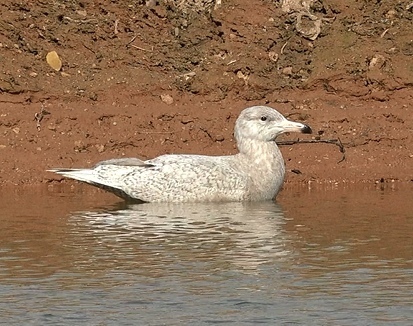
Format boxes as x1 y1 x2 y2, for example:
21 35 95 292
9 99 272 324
0 185 412 325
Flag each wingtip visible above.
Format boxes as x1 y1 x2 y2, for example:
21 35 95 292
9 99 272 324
47 168 64 173
47 168 78 174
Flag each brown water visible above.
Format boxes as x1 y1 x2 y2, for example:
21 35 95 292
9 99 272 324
0 185 412 325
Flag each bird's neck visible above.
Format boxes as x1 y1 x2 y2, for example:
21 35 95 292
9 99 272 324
237 139 281 162
235 140 285 200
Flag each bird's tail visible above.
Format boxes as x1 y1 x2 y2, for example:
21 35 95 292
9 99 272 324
47 168 140 202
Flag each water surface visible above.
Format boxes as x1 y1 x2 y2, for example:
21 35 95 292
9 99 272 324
0 185 412 325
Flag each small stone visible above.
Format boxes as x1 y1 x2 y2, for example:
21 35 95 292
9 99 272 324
215 135 225 142
46 51 62 71
12 127 20 134
89 92 98 101
268 51 279 62
76 10 87 16
385 10 396 19
74 140 87 152
95 144 105 153
369 54 386 70
282 67 293 75
161 94 174 105
180 117 193 124
29 72 38 77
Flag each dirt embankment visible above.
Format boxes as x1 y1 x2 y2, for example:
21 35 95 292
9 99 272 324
0 0 412 186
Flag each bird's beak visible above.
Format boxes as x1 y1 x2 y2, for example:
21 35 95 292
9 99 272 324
281 120 312 134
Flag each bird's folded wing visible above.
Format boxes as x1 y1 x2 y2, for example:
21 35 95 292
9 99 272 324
95 158 154 168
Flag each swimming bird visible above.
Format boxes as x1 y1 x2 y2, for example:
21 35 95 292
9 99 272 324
48 106 312 203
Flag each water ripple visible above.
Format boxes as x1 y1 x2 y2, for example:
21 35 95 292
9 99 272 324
0 187 412 325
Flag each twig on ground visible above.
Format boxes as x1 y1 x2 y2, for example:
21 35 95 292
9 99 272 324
114 19 120 35
136 130 176 134
63 17 98 24
82 42 95 54
280 42 288 54
276 138 346 163
34 106 51 131
130 44 152 52
380 28 389 38
126 35 137 47
126 35 152 52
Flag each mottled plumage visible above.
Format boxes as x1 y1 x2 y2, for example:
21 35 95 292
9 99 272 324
48 106 312 202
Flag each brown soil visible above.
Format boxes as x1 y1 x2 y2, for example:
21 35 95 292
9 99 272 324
1 0 412 187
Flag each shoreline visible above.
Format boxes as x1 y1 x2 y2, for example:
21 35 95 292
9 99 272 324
1 91 412 187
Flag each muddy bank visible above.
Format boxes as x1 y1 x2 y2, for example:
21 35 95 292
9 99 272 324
1 90 412 186
0 0 412 186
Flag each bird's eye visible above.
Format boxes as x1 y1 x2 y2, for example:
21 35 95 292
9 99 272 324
260 116 267 121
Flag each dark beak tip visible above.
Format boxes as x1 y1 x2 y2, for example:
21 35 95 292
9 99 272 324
302 125 312 134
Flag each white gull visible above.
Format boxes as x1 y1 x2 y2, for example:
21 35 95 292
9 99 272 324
48 106 312 202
